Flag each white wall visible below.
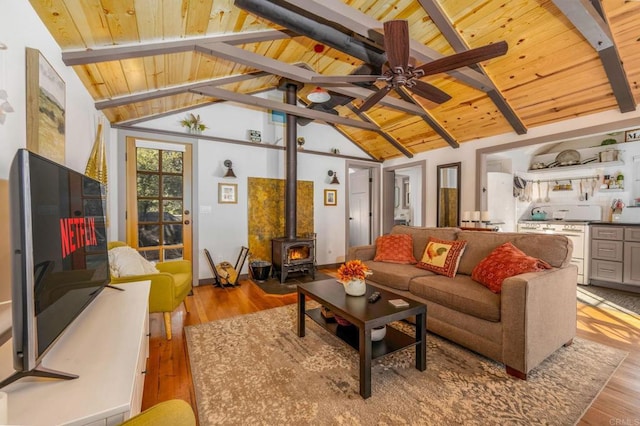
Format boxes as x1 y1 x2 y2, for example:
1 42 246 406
0 2 112 300
121 96 372 280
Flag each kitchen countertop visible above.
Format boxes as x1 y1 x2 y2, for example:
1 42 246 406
588 221 640 226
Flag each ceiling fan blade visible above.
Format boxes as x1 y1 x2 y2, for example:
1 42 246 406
408 80 452 104
384 20 410 71
311 75 380 83
357 85 393 113
415 41 508 77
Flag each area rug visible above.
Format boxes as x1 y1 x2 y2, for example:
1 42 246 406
250 272 333 295
185 305 627 425
578 284 640 316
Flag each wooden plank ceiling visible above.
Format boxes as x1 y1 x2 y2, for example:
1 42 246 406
30 0 640 161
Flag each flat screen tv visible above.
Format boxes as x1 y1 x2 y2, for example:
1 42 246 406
0 149 110 388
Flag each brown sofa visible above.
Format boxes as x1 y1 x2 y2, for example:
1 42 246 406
347 225 577 379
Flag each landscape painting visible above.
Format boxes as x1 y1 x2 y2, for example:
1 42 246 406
26 48 65 164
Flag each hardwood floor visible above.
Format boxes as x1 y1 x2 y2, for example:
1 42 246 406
141 274 640 424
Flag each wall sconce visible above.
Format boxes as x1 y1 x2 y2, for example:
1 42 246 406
328 170 340 185
223 160 236 178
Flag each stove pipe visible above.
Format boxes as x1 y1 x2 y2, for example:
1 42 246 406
285 83 298 240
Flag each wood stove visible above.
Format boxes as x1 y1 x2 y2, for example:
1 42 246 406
272 237 315 283
270 80 316 283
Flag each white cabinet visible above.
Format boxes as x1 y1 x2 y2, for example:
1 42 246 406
0 281 151 426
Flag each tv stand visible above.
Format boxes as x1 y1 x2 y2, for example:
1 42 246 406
0 364 78 389
0 281 150 426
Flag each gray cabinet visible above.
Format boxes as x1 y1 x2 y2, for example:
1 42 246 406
590 225 640 287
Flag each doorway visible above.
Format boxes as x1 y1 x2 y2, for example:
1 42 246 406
125 138 193 262
346 161 380 253
382 161 426 233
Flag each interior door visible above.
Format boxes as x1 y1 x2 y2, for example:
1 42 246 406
349 168 371 246
126 138 192 262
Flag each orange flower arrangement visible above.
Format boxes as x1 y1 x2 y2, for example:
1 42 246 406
337 260 372 282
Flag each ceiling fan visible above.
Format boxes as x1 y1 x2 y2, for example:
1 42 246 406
310 20 508 113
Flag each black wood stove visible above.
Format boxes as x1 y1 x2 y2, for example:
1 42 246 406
271 237 315 283
270 80 316 283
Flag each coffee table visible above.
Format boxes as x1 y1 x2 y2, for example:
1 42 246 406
297 279 426 398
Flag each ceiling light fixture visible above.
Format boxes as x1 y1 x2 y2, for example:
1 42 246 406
307 44 330 104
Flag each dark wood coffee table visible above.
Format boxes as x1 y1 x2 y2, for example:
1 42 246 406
297 279 426 399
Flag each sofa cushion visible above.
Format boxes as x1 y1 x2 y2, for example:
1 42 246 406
390 225 460 264
363 260 435 291
456 231 572 275
409 274 501 322
108 246 159 278
416 237 467 278
471 242 552 293
373 234 417 264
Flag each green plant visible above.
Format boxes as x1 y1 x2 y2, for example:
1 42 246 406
180 113 207 132
601 138 617 146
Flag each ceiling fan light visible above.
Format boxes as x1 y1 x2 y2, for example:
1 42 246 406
307 87 331 103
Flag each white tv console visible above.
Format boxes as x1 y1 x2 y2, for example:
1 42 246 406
0 280 150 426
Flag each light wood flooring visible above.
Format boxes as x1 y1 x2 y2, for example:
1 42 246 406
141 272 640 425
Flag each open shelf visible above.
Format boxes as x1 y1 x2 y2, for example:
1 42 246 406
528 160 624 174
305 307 417 360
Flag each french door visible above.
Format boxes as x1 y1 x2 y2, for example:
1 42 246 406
126 138 192 262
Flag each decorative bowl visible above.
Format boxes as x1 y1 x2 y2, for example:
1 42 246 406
334 314 351 327
371 325 386 341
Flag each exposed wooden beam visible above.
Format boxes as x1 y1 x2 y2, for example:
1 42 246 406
278 0 494 91
345 105 413 158
417 0 527 135
62 29 296 66
195 41 427 116
552 0 636 112
95 71 269 110
396 88 459 149
191 85 379 131
551 0 614 51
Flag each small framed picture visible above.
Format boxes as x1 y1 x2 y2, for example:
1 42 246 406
624 128 640 143
218 183 238 204
324 189 337 206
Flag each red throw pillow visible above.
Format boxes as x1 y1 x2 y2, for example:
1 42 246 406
373 234 417 264
416 237 467 278
471 242 552 293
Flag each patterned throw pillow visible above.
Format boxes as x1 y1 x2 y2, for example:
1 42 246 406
373 234 417 264
471 242 552 293
416 237 467 278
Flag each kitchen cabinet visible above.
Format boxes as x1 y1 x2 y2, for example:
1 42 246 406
590 224 640 288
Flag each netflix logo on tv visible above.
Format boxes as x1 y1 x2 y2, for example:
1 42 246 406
59 217 98 258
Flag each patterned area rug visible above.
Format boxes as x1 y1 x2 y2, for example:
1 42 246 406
185 305 626 425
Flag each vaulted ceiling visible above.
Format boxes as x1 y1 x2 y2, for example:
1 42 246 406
30 0 640 161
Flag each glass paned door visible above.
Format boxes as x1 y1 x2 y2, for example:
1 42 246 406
126 138 192 262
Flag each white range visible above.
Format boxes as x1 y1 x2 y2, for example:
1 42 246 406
517 205 602 285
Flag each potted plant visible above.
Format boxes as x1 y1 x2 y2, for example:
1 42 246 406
337 260 372 296
180 113 207 133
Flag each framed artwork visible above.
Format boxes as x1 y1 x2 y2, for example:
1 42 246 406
324 189 337 206
624 128 640 143
26 48 66 164
269 109 286 125
218 183 238 204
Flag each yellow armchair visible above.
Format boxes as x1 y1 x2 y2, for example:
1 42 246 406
119 399 196 426
108 241 193 340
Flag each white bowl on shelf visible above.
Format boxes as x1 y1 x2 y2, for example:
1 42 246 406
371 325 386 342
